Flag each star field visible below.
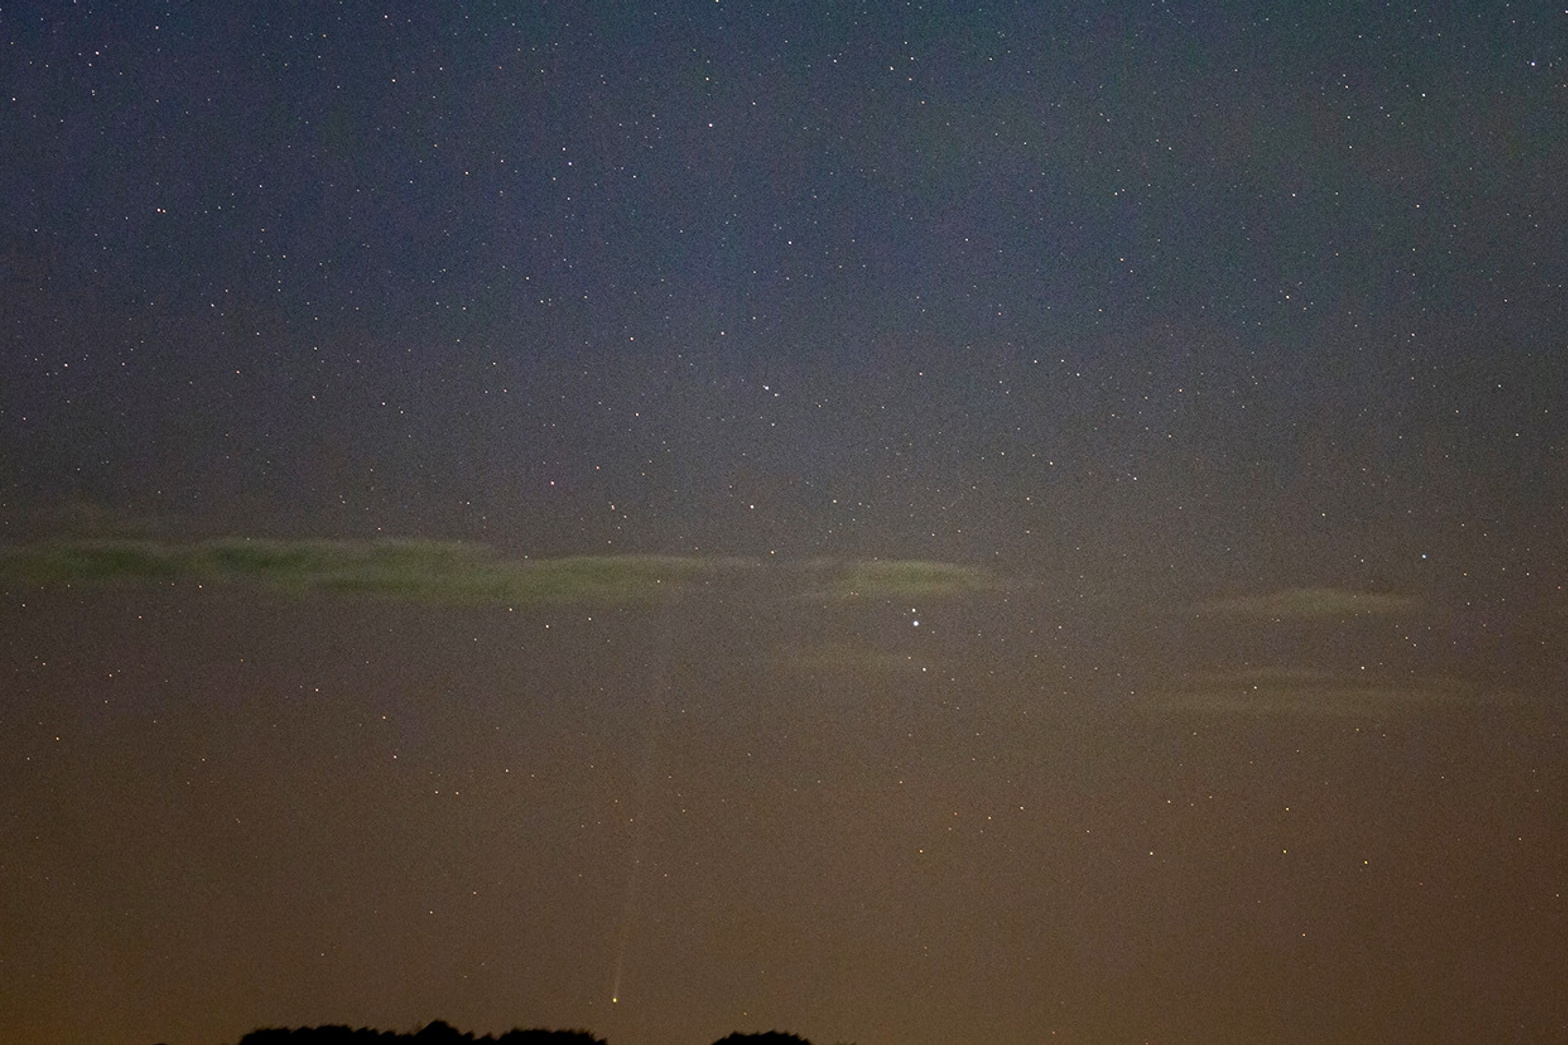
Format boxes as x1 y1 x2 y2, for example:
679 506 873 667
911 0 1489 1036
2 3 1567 1044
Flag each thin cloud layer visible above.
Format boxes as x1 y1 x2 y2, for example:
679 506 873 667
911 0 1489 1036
0 539 723 605
757 641 938 679
1190 587 1421 620
0 539 1013 608
801 558 1009 601
1141 667 1493 717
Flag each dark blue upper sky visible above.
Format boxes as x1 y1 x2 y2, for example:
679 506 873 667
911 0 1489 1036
3 0 1565 587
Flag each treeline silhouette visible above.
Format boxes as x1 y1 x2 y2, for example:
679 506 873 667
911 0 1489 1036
234 1023 815 1045
236 1025 601 1045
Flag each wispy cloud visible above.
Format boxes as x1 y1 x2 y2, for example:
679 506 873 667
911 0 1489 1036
0 538 725 605
1190 587 1420 620
799 558 1010 601
0 539 1015 608
1141 667 1497 717
755 641 938 678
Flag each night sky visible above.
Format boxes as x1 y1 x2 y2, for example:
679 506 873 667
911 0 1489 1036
3 3 1567 1044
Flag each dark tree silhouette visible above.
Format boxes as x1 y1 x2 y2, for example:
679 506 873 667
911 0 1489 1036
495 1032 605 1045
709 1033 814 1045
237 1025 604 1045
238 1028 401 1045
